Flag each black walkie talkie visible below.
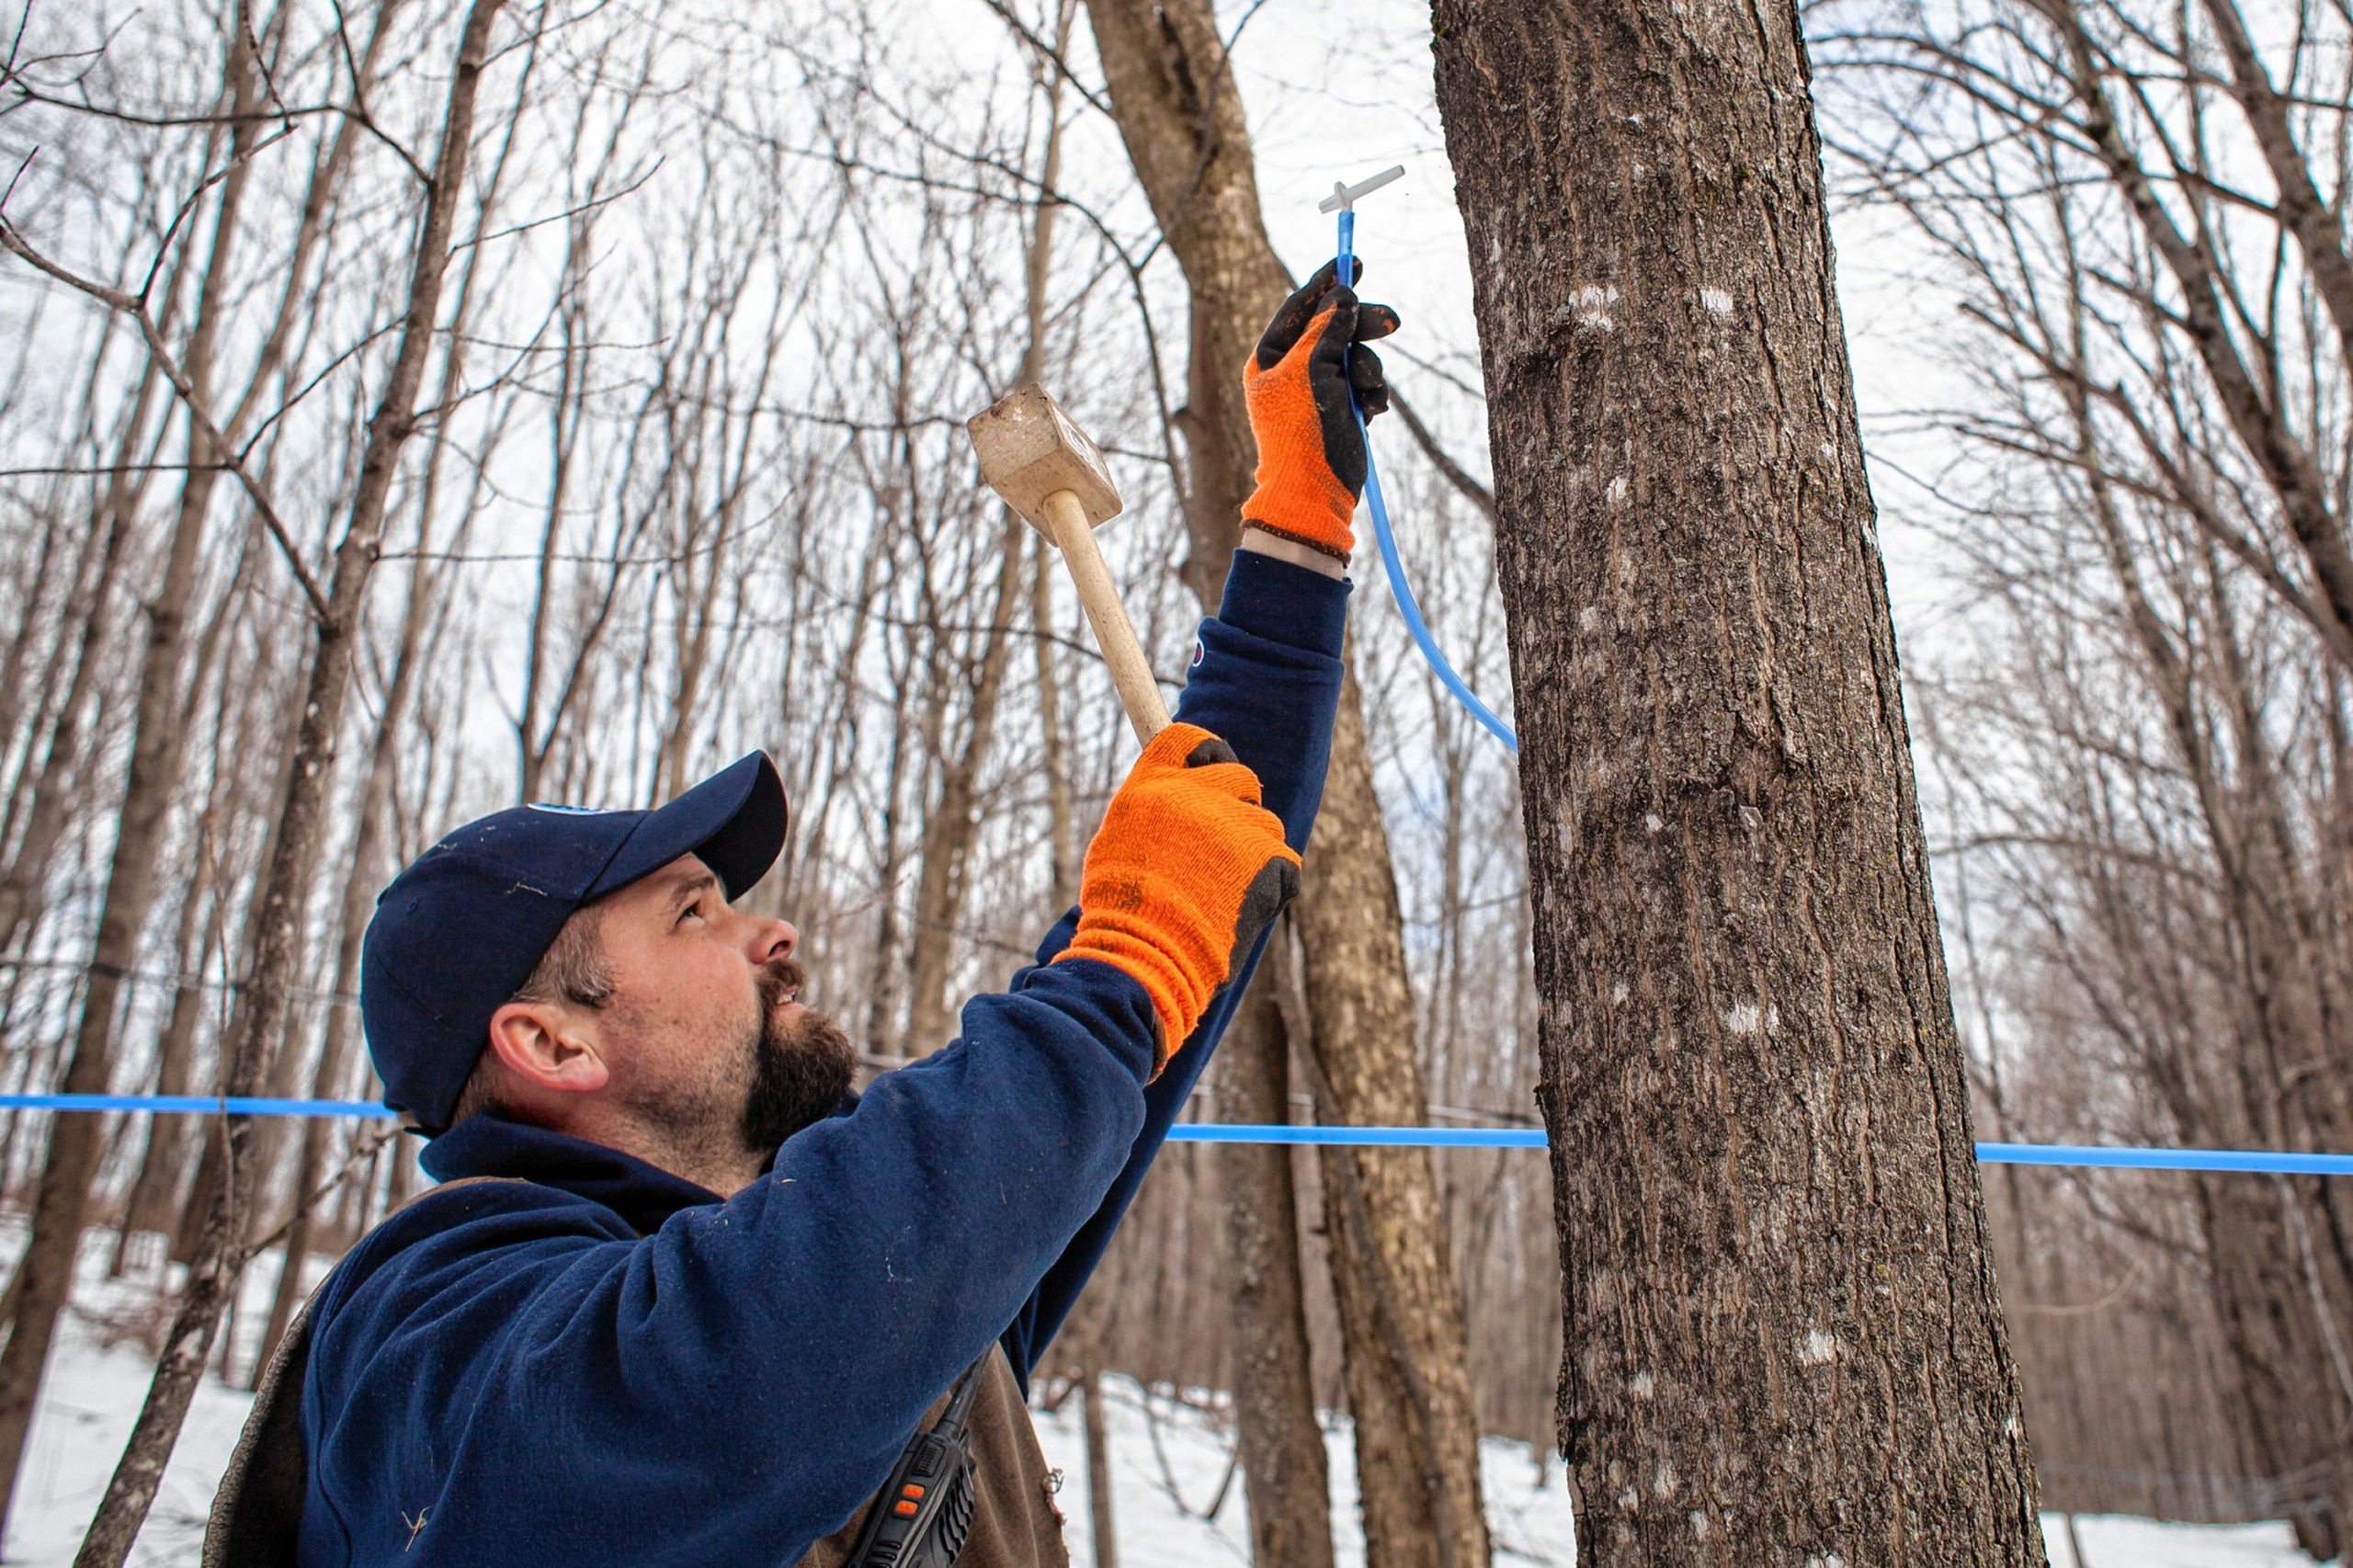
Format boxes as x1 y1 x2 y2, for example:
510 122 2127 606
845 1357 988 1568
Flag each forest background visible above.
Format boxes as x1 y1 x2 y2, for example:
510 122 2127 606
2 0 2350 1558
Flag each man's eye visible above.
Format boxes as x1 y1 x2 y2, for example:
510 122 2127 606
677 901 704 926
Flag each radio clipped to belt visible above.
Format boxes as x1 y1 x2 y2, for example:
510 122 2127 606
845 1357 987 1568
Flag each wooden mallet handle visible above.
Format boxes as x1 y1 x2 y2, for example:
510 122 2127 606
1041 489 1169 744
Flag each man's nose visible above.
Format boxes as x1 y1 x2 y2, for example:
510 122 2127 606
745 915 796 964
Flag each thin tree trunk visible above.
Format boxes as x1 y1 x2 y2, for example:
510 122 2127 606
1081 1360 1118 1568
1083 4 1490 1558
0 158 198 955
1292 660 1489 1568
171 664 305 1272
109 795 224 1275
1222 972 1336 1568
244 43 522 1363
70 4 510 1559
209 0 421 1226
0 6 270 1529
1430 5 2046 1561
249 556 430 1379
517 212 597 803
108 565 266 1280
102 576 261 1280
0 479 131 956
2063 342 2353 1545
904 517 1026 1052
0 495 72 798
906 35 1074 1051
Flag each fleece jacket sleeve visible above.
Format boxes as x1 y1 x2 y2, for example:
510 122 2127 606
996 548 1348 1381
301 960 1161 1567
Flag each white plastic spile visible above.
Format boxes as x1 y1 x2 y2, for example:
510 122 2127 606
1317 165 1405 214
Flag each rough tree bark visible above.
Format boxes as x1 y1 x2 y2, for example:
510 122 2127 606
1429 4 2047 1562
69 1 510 1559
1083 6 1490 1563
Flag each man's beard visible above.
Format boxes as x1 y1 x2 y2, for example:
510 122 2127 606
741 957 856 1154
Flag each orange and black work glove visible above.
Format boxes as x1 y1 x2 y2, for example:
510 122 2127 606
1240 257 1401 564
1053 722 1302 1076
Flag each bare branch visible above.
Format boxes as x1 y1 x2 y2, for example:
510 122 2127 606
0 220 331 621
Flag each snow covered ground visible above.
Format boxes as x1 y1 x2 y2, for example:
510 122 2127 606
1025 1387 2330 1568
0 1236 2332 1565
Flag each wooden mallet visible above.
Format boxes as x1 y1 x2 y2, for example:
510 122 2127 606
967 385 1169 744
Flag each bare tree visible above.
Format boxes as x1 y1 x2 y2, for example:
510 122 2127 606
1811 0 2353 1543
0 0 285 1524
47 1 513 1556
1082 7 1492 1562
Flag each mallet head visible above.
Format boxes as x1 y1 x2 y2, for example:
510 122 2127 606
966 384 1124 537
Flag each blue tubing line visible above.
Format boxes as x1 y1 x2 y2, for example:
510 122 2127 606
8 1093 2351 1174
1174 1122 1544 1149
1174 1125 2353 1175
0 1094 395 1118
1972 1142 2353 1176
1337 210 1518 753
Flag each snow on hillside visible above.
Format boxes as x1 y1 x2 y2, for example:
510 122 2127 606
0 1235 2332 1566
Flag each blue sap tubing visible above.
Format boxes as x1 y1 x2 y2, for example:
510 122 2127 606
1335 207 1518 752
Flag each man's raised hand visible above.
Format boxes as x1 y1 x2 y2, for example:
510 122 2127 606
1239 257 1402 565
1051 723 1302 1075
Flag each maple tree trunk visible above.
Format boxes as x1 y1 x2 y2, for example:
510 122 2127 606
1430 3 2046 1561
1083 6 1489 1560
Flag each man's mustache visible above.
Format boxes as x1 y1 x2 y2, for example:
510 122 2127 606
756 957 807 1010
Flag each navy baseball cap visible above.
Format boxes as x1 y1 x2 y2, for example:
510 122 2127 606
361 752 787 1133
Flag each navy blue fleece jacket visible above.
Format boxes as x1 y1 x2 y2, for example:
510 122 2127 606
295 550 1347 1566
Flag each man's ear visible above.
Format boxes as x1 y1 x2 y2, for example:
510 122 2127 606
487 999 610 1096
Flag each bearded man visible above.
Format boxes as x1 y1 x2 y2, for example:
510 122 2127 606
218 263 1399 1567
